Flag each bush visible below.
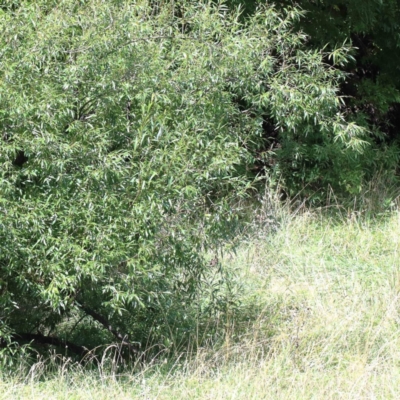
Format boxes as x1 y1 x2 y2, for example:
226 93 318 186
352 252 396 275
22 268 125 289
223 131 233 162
0 0 363 359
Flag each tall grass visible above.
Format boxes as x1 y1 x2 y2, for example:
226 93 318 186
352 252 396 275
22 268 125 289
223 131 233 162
2 193 400 399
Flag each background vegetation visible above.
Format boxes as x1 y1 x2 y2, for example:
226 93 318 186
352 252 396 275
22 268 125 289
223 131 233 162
227 0 400 197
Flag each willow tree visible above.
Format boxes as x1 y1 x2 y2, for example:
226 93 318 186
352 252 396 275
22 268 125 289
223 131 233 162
0 0 363 361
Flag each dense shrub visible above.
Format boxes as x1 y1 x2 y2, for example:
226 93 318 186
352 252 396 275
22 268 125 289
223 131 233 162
0 0 363 361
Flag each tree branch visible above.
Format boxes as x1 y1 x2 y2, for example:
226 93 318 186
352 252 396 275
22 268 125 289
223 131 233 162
78 304 141 356
7 333 89 357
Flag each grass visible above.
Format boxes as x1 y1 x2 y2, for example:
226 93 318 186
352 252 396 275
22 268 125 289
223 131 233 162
2 203 400 399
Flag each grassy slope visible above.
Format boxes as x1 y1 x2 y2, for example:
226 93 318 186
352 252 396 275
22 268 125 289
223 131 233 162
2 208 400 399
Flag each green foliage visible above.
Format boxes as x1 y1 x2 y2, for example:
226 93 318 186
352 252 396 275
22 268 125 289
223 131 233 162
224 0 400 199
285 0 400 127
228 0 400 109
0 0 362 358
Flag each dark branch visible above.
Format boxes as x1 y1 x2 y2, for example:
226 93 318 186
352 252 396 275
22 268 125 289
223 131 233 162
78 304 141 355
6 333 89 357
